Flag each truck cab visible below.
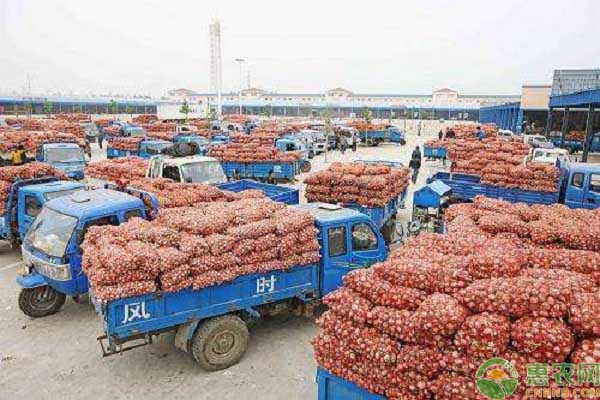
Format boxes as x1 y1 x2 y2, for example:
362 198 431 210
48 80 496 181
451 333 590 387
528 147 570 165
524 134 554 149
293 203 388 295
80 121 100 143
138 140 172 159
173 135 209 155
0 178 85 245
147 155 227 184
560 162 600 209
121 125 146 137
17 188 158 317
39 143 87 180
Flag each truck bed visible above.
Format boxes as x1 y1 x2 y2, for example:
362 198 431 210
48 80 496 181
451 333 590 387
221 160 301 181
215 179 299 205
429 172 559 205
95 264 319 343
424 146 447 159
343 191 405 228
317 368 384 400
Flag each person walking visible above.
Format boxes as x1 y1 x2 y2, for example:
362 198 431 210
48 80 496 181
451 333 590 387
98 129 104 149
339 135 348 154
438 130 444 140
409 155 421 184
411 145 422 162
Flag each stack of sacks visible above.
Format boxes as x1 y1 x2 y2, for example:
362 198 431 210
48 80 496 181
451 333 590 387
86 157 148 182
209 143 302 163
54 114 91 122
0 163 65 215
304 162 409 208
446 196 600 252
132 114 158 124
0 131 86 154
424 139 447 148
82 198 321 302
102 125 121 137
451 123 498 138
230 132 281 145
126 178 265 209
107 137 143 151
21 119 86 136
313 230 600 399
447 138 559 192
141 122 176 132
567 130 585 141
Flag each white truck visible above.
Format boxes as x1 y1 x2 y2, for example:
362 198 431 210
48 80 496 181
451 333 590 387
146 155 227 184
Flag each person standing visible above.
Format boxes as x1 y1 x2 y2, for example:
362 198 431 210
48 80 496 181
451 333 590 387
409 155 421 184
98 129 104 149
10 144 27 166
339 135 348 154
438 130 444 140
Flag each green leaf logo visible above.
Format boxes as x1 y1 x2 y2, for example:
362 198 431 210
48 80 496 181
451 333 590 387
475 358 519 400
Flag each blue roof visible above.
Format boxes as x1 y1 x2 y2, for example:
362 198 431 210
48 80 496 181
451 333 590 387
46 189 143 219
21 180 84 195
480 102 521 111
426 180 452 196
43 142 81 149
549 88 600 108
291 203 364 224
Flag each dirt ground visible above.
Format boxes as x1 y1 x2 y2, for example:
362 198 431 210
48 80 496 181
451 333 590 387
0 120 492 399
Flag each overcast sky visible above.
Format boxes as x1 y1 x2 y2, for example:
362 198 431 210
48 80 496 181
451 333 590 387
1 0 599 97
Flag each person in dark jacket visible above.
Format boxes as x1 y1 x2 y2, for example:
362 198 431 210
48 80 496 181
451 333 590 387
98 130 104 149
438 130 444 140
409 156 421 184
411 146 422 161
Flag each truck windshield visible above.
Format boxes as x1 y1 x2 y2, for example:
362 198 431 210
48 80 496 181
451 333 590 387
81 123 99 136
46 148 85 163
144 143 171 155
26 208 77 258
181 162 226 184
127 128 146 137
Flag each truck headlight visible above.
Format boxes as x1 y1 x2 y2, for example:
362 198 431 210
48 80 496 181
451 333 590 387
0 216 4 228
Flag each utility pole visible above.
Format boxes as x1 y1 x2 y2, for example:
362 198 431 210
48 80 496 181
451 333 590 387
235 58 245 115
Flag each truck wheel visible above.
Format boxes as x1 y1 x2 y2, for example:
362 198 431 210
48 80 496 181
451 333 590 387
308 151 314 159
18 286 66 318
301 161 312 173
399 139 406 146
191 315 249 371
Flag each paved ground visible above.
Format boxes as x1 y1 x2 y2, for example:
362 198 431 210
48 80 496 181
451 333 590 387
0 120 455 400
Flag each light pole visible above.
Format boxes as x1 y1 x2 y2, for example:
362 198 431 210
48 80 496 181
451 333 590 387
235 58 245 115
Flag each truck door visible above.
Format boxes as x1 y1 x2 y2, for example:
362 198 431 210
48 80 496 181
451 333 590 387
18 194 42 240
320 225 353 296
564 172 586 208
349 222 386 267
583 173 600 209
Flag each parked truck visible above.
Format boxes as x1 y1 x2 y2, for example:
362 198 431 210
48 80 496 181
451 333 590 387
316 368 385 400
36 143 88 180
93 202 389 371
106 139 172 160
16 179 300 317
0 177 85 246
549 133 600 154
428 161 600 209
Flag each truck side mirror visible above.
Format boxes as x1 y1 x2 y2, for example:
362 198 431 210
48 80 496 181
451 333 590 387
75 229 85 246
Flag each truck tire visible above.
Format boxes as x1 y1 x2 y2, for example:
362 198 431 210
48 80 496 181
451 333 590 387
399 139 406 146
301 161 312 173
191 315 249 371
18 286 66 318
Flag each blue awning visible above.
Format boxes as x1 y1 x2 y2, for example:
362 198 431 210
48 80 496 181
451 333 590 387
549 88 600 108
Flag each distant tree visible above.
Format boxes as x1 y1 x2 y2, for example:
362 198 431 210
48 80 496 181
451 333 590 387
23 102 33 116
359 107 372 124
179 99 191 122
42 100 54 117
125 106 135 118
109 100 119 115
207 107 217 121
262 104 272 119
73 104 83 114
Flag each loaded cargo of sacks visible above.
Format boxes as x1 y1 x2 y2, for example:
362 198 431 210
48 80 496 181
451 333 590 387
81 198 321 303
313 208 600 399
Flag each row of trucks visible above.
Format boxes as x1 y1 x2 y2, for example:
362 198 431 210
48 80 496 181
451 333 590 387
11 181 393 373
0 142 88 179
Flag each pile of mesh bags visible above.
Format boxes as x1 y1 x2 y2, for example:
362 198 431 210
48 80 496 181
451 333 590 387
304 162 409 208
209 143 302 163
0 130 86 154
313 228 600 399
131 114 158 124
106 137 143 151
82 198 321 302
86 157 148 182
0 163 65 215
